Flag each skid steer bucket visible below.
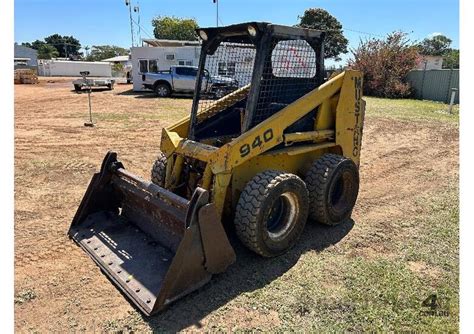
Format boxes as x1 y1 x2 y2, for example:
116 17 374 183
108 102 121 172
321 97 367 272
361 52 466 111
68 152 236 315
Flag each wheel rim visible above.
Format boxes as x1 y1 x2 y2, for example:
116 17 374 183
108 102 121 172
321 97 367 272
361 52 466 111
266 192 299 239
329 171 354 213
215 88 225 98
157 87 168 96
331 176 344 205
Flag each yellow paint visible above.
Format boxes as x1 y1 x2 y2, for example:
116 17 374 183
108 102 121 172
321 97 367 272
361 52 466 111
158 70 365 218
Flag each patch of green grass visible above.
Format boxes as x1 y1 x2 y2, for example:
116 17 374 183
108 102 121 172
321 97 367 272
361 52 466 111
15 289 37 305
94 113 132 122
217 185 459 332
101 311 143 333
28 159 54 170
406 186 459 271
365 97 459 124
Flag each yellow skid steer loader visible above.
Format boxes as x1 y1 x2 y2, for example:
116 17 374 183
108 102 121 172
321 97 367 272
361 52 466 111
68 22 365 315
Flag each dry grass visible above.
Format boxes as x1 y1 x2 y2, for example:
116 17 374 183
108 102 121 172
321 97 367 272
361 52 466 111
14 78 459 332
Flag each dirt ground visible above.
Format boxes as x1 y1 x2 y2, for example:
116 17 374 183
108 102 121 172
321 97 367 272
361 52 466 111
14 78 459 332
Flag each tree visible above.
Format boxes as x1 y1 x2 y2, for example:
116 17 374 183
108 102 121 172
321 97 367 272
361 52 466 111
86 45 129 61
44 34 82 58
443 49 459 69
22 40 47 50
417 34 452 56
348 31 420 98
37 44 59 59
152 16 199 41
297 8 348 60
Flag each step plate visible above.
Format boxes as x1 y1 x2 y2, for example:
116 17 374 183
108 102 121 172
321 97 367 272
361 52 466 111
69 210 174 315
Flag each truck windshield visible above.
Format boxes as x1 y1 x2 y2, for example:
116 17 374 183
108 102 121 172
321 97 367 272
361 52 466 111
176 67 198 76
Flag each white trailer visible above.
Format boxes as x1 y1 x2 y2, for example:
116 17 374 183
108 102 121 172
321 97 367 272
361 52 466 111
131 44 201 91
38 60 112 77
131 39 316 92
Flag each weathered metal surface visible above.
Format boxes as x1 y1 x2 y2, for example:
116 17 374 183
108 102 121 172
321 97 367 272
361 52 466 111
407 69 459 104
198 203 236 273
69 211 174 315
68 151 235 315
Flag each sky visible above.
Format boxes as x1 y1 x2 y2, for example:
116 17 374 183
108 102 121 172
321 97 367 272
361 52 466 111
14 0 459 65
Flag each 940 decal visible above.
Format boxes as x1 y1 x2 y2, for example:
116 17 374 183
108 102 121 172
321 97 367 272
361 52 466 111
239 128 274 157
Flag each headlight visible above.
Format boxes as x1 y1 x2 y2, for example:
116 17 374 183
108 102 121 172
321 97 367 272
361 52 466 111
247 25 257 37
199 30 208 41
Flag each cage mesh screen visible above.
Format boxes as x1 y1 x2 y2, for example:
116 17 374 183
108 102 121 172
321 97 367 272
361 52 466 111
250 39 318 128
196 42 256 122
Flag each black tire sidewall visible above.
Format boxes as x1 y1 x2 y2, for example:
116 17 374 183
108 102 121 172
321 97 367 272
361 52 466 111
325 159 359 223
214 87 226 99
256 178 308 256
151 153 167 186
155 84 170 97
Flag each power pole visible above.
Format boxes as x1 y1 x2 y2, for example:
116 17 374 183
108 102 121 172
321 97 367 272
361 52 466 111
213 0 219 27
134 3 141 46
125 0 135 47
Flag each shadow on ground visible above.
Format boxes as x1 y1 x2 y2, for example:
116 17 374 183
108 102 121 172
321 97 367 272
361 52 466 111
72 88 114 94
117 89 194 100
137 218 354 332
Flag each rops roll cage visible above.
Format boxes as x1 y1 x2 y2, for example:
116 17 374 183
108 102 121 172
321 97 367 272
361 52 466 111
188 22 326 139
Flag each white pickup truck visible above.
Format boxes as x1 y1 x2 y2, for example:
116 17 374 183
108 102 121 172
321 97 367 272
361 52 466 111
141 65 239 98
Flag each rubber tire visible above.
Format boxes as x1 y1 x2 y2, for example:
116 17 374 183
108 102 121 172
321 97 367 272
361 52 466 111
107 83 114 90
74 84 81 92
305 154 359 226
151 152 167 187
154 83 171 97
234 170 309 257
214 87 226 99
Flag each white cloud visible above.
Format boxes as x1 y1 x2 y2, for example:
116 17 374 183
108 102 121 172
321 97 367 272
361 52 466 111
428 32 443 38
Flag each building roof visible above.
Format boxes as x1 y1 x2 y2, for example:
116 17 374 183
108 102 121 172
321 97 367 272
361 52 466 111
39 59 111 65
141 39 201 47
419 54 444 59
102 55 130 62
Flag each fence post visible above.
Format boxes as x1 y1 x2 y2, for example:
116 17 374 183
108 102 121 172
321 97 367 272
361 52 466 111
448 88 458 114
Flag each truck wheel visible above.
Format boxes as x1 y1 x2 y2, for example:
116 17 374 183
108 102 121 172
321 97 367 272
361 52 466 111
151 152 167 187
305 154 359 225
107 83 114 90
234 170 309 257
214 87 226 99
74 84 81 92
154 83 171 97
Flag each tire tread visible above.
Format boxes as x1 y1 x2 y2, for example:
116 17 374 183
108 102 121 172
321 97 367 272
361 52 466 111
235 170 308 257
151 152 167 186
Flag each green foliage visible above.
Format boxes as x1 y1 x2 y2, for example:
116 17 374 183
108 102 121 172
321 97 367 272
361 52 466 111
86 45 129 61
152 16 199 41
443 49 459 69
37 44 59 59
44 34 82 57
112 63 125 72
349 32 420 98
22 34 82 58
22 40 47 50
417 34 452 56
297 8 348 60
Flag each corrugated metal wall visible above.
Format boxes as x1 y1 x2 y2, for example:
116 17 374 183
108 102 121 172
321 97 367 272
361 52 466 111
406 69 459 104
